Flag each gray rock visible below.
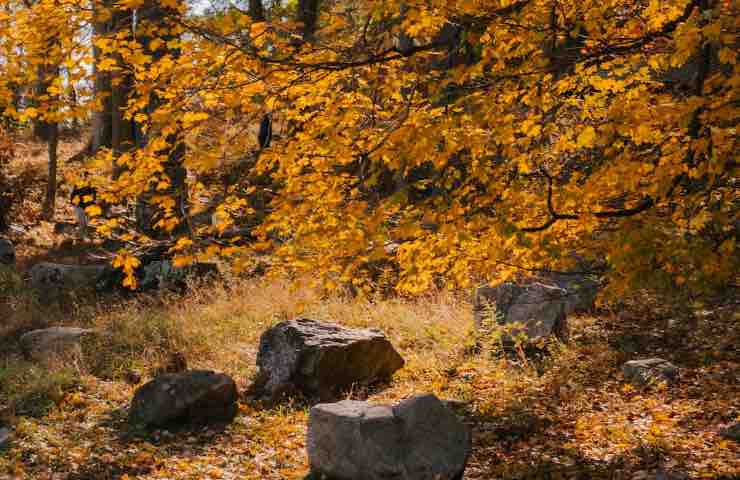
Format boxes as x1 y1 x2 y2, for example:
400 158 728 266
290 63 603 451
548 273 600 314
622 358 679 386
28 262 110 298
473 281 569 343
0 238 14 266
307 394 471 480
0 427 11 448
129 370 238 427
720 422 740 442
253 318 404 401
140 260 219 291
20 326 97 361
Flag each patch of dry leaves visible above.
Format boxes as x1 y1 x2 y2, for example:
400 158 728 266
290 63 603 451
0 281 738 479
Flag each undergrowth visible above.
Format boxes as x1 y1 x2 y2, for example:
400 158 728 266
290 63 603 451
0 277 737 479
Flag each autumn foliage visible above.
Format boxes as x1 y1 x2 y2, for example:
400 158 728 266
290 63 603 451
0 0 737 297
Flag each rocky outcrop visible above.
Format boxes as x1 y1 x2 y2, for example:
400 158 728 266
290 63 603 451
307 394 471 480
473 281 569 343
20 326 97 361
251 319 404 401
622 358 679 386
129 370 238 428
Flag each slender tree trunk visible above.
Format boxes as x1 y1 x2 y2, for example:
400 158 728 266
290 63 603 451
33 55 60 220
43 124 58 219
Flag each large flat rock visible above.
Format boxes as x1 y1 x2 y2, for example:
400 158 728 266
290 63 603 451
20 326 97 361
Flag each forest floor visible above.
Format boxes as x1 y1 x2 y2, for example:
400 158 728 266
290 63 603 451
1 138 739 479
0 275 738 480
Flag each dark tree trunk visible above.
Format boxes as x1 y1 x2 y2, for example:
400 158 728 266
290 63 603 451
110 6 135 178
298 0 319 40
249 0 264 21
33 55 60 220
135 0 188 238
43 123 58 219
92 0 113 153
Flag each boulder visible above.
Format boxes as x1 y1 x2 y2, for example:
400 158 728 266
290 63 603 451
622 358 679 386
0 238 14 266
129 370 238 428
29 262 110 298
473 281 569 343
719 422 740 442
0 427 11 448
548 273 600 314
252 319 404 401
20 326 97 361
307 394 471 480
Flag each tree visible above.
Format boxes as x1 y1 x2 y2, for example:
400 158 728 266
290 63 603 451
0 0 736 298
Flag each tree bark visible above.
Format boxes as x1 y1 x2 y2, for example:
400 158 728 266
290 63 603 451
135 0 188 237
43 123 58 219
249 0 264 21
298 0 319 40
33 53 60 220
91 0 113 153
110 6 135 178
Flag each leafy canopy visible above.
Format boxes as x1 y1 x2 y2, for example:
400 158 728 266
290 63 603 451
0 0 737 297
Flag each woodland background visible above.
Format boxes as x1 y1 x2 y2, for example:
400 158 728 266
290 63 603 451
0 0 738 478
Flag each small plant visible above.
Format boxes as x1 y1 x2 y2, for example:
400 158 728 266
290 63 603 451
476 299 505 356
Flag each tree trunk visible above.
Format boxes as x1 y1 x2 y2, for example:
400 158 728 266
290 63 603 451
110 6 135 178
249 0 264 21
43 123 58 219
91 0 113 153
33 54 60 220
298 0 319 40
135 0 188 238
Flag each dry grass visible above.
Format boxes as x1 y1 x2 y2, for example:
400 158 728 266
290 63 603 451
0 277 738 479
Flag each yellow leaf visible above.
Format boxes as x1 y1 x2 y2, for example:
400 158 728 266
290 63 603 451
576 126 597 148
85 205 102 217
173 255 194 268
